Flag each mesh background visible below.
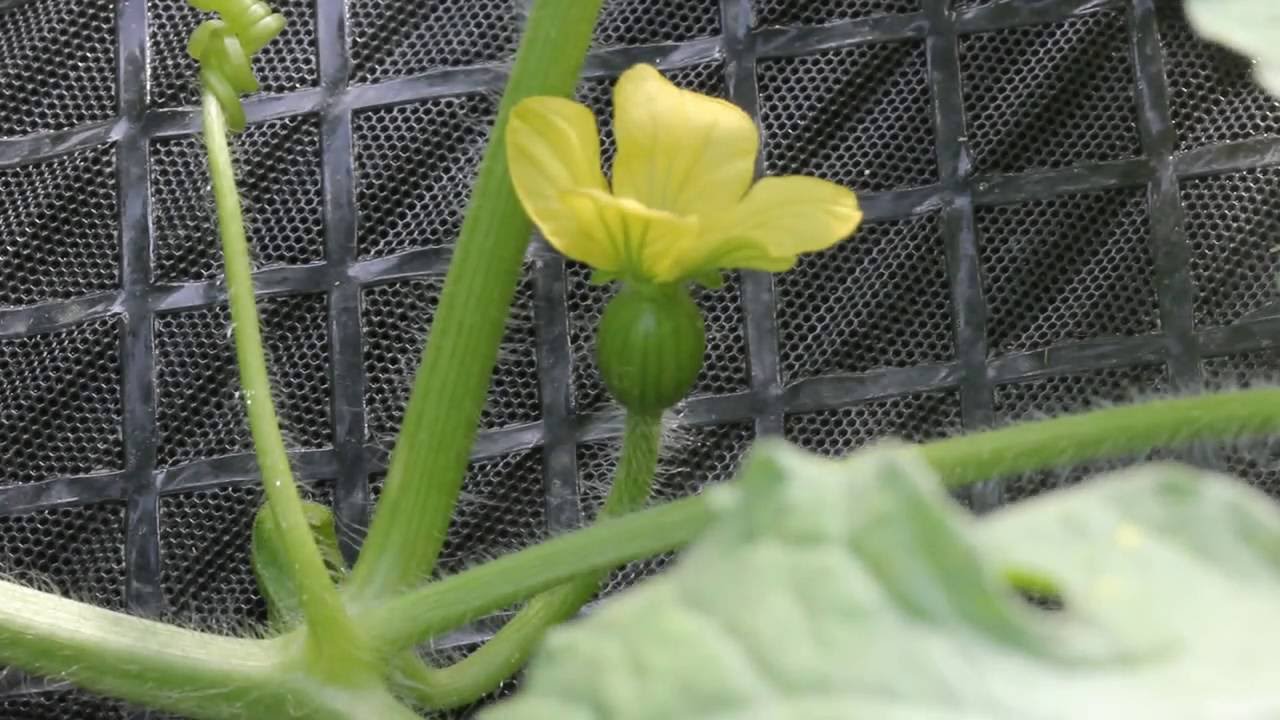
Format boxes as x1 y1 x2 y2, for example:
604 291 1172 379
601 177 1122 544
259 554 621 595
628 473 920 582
977 187 1161 355
0 144 119 308
0 0 116 138
958 8 1142 175
0 0 1279 717
150 114 325 282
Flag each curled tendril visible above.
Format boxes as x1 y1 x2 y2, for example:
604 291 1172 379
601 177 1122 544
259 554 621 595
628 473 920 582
187 0 285 132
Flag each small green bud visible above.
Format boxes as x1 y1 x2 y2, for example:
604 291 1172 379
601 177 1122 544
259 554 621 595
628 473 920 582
597 283 706 415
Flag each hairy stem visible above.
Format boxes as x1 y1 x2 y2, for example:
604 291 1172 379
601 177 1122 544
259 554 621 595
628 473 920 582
203 89 362 675
385 414 664 708
921 386 1280 487
0 579 287 719
347 0 608 604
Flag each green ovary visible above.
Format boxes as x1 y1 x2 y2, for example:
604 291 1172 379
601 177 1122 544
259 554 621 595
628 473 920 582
596 283 706 415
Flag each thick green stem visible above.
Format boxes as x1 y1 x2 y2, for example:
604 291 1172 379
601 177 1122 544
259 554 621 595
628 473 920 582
0 574 415 719
347 0 608 604
202 90 361 676
921 387 1280 487
389 413 664 709
0 579 287 719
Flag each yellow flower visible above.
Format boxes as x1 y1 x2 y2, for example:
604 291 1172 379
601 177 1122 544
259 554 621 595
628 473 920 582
506 64 863 285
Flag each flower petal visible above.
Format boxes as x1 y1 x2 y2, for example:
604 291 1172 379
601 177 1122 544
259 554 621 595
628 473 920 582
507 96 616 270
611 64 759 216
654 176 861 281
560 188 699 281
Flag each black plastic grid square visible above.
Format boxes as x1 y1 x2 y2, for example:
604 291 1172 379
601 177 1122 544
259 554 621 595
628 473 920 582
994 364 1170 501
150 115 324 282
0 502 125 610
0 144 119 309
1181 166 1280 329
784 391 963 456
0 317 123 488
352 94 497 260
433 450 546 577
753 0 920 28
361 272 540 441
757 40 936 192
159 483 332 634
959 9 1141 175
977 187 1161 356
776 213 953 383
1157 0 1280 154
147 0 319 109
0 500 128 714
154 294 332 469
594 0 722 49
0 0 116 139
159 485 267 632
347 1 520 86
1 0 1280 713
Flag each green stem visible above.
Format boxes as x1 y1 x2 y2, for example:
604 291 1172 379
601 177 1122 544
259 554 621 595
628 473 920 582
0 386 1266 715
368 386 1280 665
921 386 1280 487
0 573 420 719
387 413 664 709
364 477 701 652
202 89 361 675
347 0 608 604
0 578 285 719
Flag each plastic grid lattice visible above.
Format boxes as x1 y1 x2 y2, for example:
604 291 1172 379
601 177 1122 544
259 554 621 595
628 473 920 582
0 0 1279 716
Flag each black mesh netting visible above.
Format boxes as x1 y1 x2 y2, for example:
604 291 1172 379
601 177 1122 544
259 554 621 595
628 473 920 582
0 144 119 309
3 0 1280 717
154 294 332 469
959 8 1143 175
0 0 116 139
150 114 324 282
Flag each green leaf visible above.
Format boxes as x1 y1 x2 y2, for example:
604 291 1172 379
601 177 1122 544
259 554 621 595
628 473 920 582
484 442 1280 719
1185 0 1280 99
252 500 347 630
